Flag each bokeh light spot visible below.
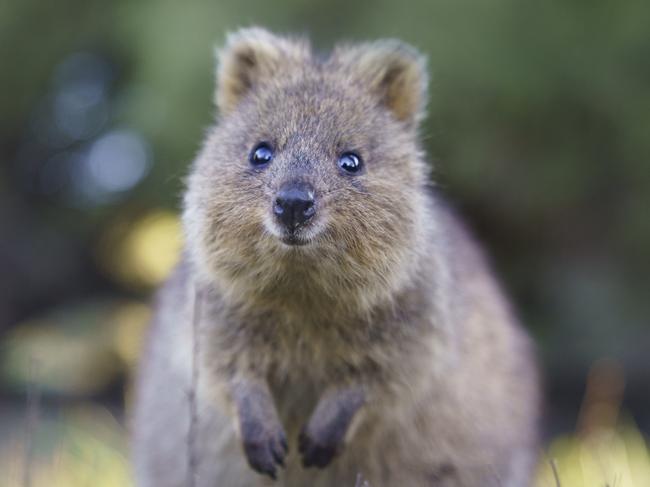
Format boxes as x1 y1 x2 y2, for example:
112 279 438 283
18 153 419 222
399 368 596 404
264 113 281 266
97 210 182 289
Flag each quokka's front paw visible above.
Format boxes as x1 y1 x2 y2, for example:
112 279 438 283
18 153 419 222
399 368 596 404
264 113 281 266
298 420 346 469
298 385 365 469
240 419 288 480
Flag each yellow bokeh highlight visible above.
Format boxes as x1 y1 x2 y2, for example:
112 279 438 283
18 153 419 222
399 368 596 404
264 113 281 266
1 299 152 396
2 319 118 396
97 209 182 290
111 302 151 368
535 424 650 487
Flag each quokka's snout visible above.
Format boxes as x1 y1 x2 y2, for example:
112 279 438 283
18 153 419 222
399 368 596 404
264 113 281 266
273 180 316 233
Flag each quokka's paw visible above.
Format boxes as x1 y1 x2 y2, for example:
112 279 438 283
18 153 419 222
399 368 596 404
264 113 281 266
298 423 344 469
241 420 288 480
298 386 365 469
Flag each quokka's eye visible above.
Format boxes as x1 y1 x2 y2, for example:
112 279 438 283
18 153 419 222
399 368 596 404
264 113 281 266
338 152 363 174
249 143 274 167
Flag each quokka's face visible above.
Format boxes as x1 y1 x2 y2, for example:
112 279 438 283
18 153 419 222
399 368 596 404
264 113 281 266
184 28 430 287
201 79 422 248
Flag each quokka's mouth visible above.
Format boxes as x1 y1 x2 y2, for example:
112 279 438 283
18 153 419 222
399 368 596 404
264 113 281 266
280 234 310 246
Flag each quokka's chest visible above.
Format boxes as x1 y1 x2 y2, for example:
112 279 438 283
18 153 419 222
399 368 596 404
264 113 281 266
216 305 418 386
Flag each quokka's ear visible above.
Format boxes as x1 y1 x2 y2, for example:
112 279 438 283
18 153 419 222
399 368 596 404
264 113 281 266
215 27 310 114
333 40 428 126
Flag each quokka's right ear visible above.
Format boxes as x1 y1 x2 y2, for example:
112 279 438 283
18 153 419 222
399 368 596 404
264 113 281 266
215 27 310 114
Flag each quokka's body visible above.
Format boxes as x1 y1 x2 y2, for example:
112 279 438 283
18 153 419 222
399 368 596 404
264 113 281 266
132 28 541 487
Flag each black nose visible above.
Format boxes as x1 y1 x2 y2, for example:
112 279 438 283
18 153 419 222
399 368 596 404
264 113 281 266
273 183 316 231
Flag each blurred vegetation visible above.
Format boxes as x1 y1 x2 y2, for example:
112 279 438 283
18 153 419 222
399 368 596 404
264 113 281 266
1 405 132 487
1 0 649 485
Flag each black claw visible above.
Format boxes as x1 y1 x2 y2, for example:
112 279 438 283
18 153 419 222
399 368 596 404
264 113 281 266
242 433 286 480
299 432 338 469
251 455 276 480
312 445 337 468
271 443 285 467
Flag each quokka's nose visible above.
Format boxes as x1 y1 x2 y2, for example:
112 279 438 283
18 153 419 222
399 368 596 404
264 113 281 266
273 182 315 231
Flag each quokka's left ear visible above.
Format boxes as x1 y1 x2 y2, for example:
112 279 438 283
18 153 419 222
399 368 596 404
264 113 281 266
332 40 428 127
215 27 310 115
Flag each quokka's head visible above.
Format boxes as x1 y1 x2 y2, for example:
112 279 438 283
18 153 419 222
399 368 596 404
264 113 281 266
184 28 432 306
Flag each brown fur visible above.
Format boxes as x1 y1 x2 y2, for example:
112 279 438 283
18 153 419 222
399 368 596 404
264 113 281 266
132 28 541 487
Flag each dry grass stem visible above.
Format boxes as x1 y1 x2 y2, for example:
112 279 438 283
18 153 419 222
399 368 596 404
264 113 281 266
186 286 203 487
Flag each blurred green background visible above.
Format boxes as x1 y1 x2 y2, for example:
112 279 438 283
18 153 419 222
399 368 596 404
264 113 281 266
1 1 650 485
